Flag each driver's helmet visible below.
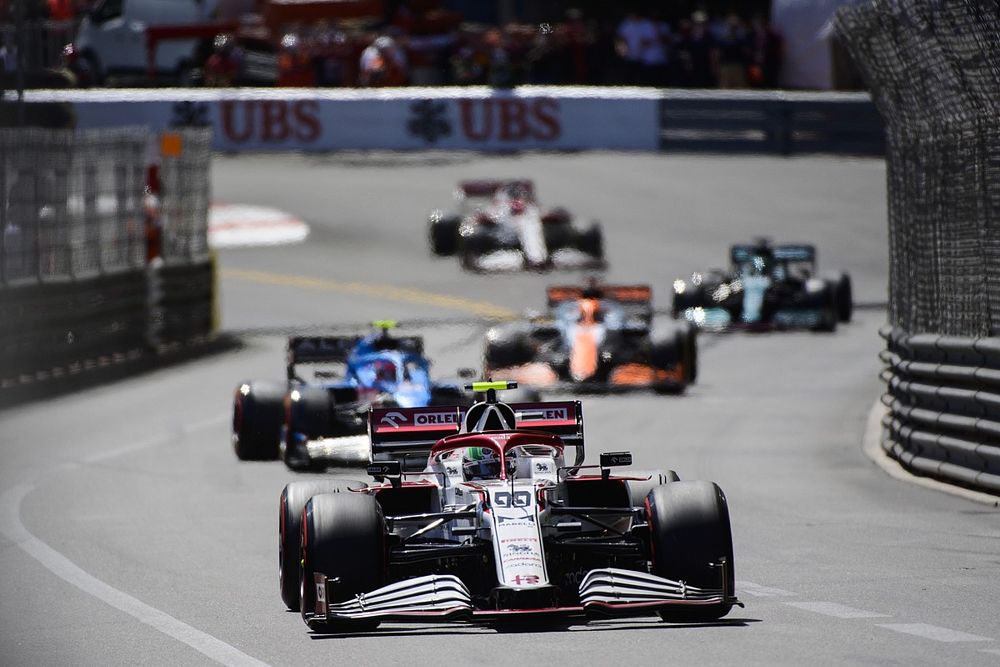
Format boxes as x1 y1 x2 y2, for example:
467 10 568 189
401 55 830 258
576 298 604 324
747 254 773 277
462 446 517 480
372 358 396 384
463 446 500 479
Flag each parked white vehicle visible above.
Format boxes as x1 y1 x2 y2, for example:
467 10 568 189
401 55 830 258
73 0 218 82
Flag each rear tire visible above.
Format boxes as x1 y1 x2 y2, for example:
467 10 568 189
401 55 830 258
300 493 386 632
651 333 684 394
679 325 698 384
835 273 853 323
232 380 284 461
647 481 735 622
626 470 680 507
579 223 604 259
279 480 355 611
429 215 460 256
283 387 331 472
484 334 534 370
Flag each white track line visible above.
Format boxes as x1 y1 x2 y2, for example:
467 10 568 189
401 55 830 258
0 413 269 667
737 581 797 598
784 601 889 619
877 623 993 643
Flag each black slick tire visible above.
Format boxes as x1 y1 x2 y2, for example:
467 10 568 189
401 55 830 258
279 480 356 611
232 380 284 461
647 481 735 622
429 215 459 256
300 493 386 632
835 273 853 323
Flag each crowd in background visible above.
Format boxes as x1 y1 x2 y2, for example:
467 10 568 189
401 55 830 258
206 5 783 89
1 0 783 89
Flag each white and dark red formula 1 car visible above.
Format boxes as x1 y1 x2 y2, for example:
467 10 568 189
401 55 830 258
278 382 739 633
427 180 605 272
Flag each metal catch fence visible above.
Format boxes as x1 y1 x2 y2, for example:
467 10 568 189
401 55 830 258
836 0 1000 495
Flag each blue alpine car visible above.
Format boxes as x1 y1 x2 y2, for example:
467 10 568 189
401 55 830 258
231 322 473 471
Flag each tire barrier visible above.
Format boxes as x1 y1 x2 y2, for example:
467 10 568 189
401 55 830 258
880 326 1000 495
0 270 148 386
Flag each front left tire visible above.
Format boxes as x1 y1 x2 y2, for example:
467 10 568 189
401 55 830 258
647 481 735 622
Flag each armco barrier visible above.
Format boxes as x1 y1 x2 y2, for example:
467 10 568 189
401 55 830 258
149 258 216 347
880 326 1000 494
0 270 148 385
0 126 215 394
659 90 884 155
23 88 883 155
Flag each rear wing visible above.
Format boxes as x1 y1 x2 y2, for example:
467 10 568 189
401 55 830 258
547 284 653 321
286 336 359 380
369 401 584 467
369 335 424 356
730 244 816 266
459 179 535 198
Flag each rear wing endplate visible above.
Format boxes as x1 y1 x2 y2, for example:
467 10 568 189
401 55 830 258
369 401 584 466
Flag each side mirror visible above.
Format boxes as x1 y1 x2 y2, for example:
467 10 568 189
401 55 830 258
367 460 402 488
599 451 632 480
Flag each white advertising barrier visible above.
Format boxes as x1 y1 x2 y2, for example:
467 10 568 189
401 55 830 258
25 87 660 152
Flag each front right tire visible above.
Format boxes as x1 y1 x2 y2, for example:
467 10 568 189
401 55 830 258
300 493 386 632
279 480 355 611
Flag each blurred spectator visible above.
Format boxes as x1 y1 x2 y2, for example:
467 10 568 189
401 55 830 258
748 14 783 88
675 11 718 88
482 27 512 87
717 15 749 88
0 36 14 72
277 29 316 86
450 26 488 85
359 34 407 87
204 34 242 87
562 8 594 84
614 10 654 85
615 9 672 86
525 23 566 85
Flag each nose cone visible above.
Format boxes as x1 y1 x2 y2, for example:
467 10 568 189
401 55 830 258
569 327 599 381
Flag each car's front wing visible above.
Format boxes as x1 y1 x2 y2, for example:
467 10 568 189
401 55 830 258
305 569 739 630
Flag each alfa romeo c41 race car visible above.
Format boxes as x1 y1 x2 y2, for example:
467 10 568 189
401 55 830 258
232 321 473 471
671 240 853 332
427 180 605 271
278 382 739 629
483 283 696 393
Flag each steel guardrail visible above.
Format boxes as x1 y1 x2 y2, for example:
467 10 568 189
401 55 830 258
879 326 1000 494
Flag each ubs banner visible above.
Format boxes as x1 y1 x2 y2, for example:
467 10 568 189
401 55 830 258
33 88 659 151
